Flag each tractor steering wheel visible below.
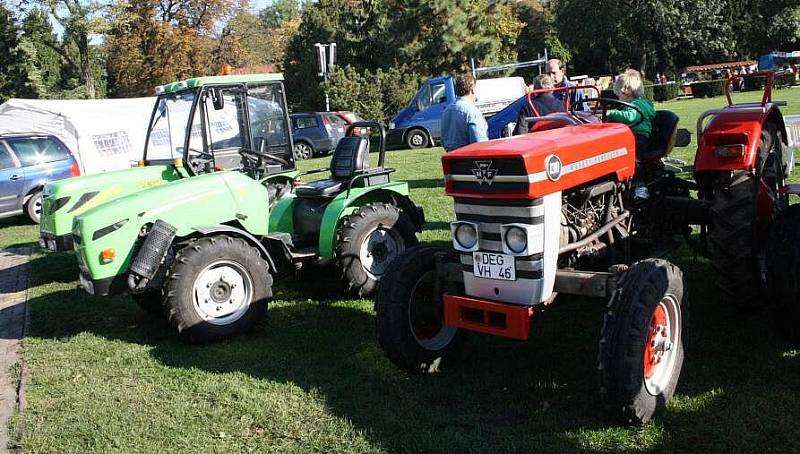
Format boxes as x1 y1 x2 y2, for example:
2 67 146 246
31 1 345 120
240 148 288 166
570 97 646 128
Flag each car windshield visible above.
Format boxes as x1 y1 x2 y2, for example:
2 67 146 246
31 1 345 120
144 90 197 161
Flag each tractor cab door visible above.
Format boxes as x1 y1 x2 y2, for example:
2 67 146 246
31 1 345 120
196 85 249 172
245 82 295 175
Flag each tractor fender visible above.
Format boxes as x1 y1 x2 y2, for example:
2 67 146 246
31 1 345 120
694 104 788 176
193 224 277 273
317 183 416 259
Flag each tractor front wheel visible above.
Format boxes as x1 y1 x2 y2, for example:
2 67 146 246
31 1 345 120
164 235 272 343
335 203 418 298
376 246 464 374
599 258 686 424
766 204 800 345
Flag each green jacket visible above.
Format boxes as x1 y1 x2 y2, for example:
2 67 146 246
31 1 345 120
607 98 655 138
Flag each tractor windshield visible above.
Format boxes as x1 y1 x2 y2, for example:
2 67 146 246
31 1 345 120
143 90 198 161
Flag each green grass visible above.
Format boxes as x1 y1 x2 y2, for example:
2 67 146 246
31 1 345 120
8 90 800 452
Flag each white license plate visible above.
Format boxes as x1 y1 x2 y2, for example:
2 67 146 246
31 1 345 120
79 273 95 295
473 252 516 281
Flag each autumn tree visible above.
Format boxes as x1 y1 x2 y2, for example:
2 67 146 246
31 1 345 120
105 0 240 97
216 7 299 70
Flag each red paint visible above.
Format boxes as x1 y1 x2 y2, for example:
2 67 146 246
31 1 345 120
443 294 535 340
643 304 668 379
442 123 636 199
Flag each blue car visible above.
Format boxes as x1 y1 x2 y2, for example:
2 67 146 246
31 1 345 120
0 134 80 223
290 112 347 160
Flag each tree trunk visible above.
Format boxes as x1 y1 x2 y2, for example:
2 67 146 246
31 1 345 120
77 31 95 98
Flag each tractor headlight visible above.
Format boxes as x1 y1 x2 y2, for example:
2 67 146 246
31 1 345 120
451 222 479 251
504 226 528 254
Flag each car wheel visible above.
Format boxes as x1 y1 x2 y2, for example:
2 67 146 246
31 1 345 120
294 142 313 160
405 129 430 149
25 190 43 224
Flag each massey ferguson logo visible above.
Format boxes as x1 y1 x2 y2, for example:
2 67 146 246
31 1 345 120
472 160 498 185
545 154 563 181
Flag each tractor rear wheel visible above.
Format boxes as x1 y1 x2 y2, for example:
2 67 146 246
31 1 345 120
164 235 272 343
335 203 418 298
766 204 800 345
599 258 685 424
708 123 785 309
376 245 464 374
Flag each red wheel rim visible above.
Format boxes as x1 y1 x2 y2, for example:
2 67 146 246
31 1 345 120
643 304 668 379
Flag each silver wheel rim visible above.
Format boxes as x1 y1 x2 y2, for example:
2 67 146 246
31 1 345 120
294 143 310 160
32 195 42 221
192 260 253 326
359 226 403 279
410 133 424 147
408 272 457 350
643 295 681 396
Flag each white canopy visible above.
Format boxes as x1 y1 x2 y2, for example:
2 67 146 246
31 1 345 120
0 97 156 175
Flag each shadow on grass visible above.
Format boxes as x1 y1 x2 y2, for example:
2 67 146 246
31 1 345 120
21 250 800 451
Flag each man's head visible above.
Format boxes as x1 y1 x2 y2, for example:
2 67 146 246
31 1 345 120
533 74 555 90
454 73 477 98
546 59 566 84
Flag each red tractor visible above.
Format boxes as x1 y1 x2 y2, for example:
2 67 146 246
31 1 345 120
375 71 798 424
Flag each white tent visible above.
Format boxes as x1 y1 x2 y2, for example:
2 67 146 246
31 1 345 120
0 97 156 175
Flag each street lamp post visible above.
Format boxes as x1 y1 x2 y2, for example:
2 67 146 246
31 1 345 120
315 42 337 111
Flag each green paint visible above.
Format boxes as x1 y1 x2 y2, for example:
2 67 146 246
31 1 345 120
158 73 285 95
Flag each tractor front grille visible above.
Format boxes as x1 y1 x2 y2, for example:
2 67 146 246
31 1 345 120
454 197 544 281
446 157 528 194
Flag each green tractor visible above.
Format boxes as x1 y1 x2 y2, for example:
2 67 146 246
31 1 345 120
39 74 297 252
69 74 424 343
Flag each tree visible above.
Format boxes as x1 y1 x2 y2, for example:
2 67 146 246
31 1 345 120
217 7 299 69
35 0 110 98
515 0 570 65
260 0 301 28
0 4 27 101
105 0 240 97
19 8 63 97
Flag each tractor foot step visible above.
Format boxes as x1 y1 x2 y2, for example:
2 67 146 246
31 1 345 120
290 247 318 261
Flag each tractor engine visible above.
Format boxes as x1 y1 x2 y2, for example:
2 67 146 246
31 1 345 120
442 123 636 307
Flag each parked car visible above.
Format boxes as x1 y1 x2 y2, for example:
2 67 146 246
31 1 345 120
0 134 80 223
334 111 369 135
289 112 348 159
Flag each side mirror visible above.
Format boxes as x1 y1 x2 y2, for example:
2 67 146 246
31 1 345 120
212 88 225 110
675 128 691 147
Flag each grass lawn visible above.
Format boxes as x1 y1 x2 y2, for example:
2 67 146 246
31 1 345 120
6 89 800 452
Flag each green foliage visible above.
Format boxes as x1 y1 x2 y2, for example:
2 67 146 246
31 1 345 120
690 79 726 98
647 83 681 102
515 0 570 65
21 9 63 96
0 5 28 102
326 64 422 123
260 0 302 28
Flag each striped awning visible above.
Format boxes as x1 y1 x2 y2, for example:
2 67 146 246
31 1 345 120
685 60 757 72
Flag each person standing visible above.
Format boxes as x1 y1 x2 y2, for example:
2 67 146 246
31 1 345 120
546 58 584 109
441 73 489 152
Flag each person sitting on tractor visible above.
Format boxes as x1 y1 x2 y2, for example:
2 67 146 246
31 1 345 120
514 74 565 135
607 69 655 154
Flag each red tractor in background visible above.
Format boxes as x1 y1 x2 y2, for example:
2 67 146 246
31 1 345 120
375 71 799 424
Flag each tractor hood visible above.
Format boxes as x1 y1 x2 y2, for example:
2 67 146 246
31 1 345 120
442 122 636 199
73 171 271 282
76 171 271 239
40 165 181 239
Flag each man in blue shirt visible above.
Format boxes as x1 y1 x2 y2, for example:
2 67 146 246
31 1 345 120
441 73 488 152
546 59 584 110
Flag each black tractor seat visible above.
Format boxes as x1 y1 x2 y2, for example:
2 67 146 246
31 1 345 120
295 136 391 198
638 110 679 163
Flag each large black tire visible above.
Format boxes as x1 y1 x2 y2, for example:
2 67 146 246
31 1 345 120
405 128 430 149
25 190 42 224
132 290 164 318
599 259 686 424
164 235 272 343
766 204 800 345
335 203 418 298
375 245 464 374
708 123 784 309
